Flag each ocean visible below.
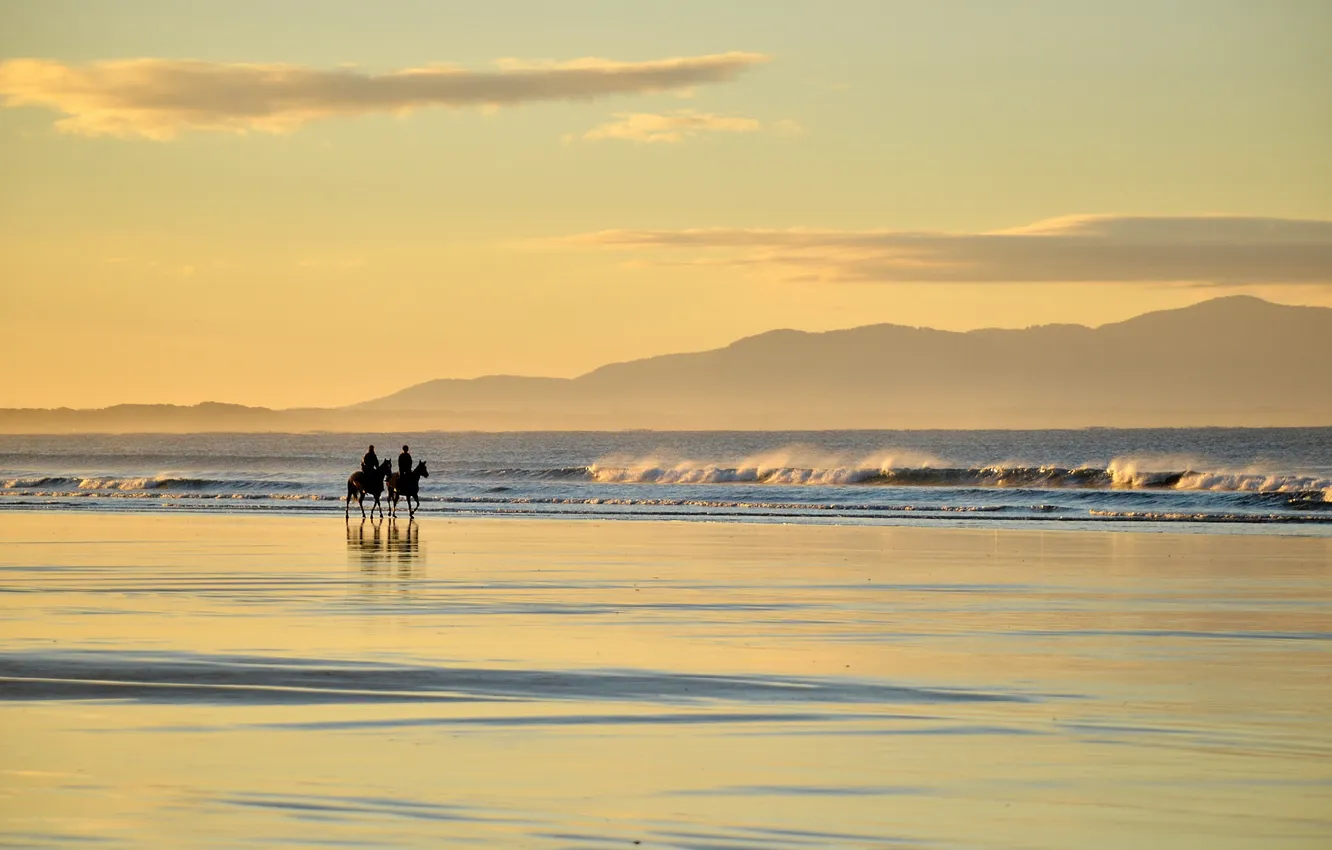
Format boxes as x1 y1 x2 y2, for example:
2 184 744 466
1 428 1329 530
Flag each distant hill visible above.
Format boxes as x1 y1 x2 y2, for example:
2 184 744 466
352 296 1332 429
3 296 1329 432
0 403 326 435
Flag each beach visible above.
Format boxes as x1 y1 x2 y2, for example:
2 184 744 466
1 512 1329 848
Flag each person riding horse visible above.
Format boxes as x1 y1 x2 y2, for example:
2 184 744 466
388 458 429 519
349 445 428 519
347 454 392 519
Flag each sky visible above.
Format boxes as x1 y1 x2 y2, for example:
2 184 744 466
1 0 1330 409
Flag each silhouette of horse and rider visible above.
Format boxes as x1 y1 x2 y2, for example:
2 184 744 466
345 443 429 519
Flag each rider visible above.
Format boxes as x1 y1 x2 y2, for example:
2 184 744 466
398 444 413 477
361 445 379 475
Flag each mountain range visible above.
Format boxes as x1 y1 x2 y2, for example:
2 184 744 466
4 296 1329 432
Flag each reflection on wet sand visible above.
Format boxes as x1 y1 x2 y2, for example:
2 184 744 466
4 514 1330 850
346 517 421 577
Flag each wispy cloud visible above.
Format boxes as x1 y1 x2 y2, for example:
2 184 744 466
583 109 764 143
560 215 1332 286
0 53 770 139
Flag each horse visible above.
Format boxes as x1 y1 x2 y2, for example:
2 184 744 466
387 460 429 519
346 459 393 519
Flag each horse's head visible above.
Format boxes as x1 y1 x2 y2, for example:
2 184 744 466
415 460 429 478
378 459 393 476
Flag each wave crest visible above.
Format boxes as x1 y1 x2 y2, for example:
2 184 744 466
583 452 1331 497
1 475 307 492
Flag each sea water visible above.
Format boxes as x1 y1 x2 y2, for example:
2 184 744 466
1 428 1329 530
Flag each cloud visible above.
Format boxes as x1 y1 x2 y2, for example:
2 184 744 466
0 52 770 139
560 215 1332 286
580 110 803 143
583 109 763 143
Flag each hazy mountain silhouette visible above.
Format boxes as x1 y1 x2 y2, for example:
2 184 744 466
3 296 1328 432
352 295 1332 429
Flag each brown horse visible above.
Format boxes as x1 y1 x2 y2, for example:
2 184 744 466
346 459 392 519
387 460 429 518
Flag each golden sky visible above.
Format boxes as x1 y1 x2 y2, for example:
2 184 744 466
1 0 1330 408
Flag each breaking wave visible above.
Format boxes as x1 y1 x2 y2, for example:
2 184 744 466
575 456 1332 500
0 475 309 493
2 461 1329 501
2 435 1329 527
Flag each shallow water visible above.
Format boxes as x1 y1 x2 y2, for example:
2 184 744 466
1 514 1330 848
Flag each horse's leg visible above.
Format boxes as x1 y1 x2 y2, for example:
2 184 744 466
358 491 366 519
346 485 351 519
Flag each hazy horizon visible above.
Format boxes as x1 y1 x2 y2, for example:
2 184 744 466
2 296 1329 431
0 294 1326 415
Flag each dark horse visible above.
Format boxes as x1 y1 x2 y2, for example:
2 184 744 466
387 460 429 518
346 459 393 519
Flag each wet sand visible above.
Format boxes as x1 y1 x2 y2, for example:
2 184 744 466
1 513 1329 848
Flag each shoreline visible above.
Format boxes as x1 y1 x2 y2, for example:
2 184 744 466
1 501 1330 538
4 506 1332 546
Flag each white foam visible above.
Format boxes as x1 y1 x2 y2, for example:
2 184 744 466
589 446 948 486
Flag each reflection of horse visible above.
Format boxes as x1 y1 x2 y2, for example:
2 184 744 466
388 460 429 518
386 518 420 571
346 459 392 519
347 517 421 576
347 516 383 558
